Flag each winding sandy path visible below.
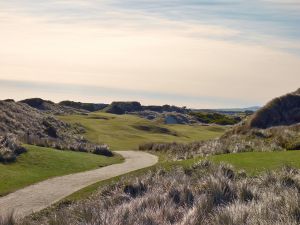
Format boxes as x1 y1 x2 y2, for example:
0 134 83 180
0 151 158 219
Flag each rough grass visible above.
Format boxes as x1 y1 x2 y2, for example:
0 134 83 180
59 112 226 150
0 144 123 196
141 124 300 159
44 151 300 205
246 89 300 129
0 100 112 157
23 161 300 225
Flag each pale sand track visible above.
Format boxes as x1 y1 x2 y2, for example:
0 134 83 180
0 151 158 219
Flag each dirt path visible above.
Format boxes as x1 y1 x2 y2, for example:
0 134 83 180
0 151 158 219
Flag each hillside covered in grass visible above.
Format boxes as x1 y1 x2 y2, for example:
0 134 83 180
246 88 300 129
141 88 300 158
59 112 226 150
0 100 113 162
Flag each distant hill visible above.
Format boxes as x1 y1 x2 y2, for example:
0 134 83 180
143 105 189 114
59 101 108 112
214 106 260 112
245 89 300 129
103 101 189 115
103 101 143 114
103 101 241 125
20 98 87 115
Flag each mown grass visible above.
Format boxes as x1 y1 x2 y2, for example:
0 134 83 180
63 150 300 202
210 150 300 175
59 112 226 150
0 145 123 196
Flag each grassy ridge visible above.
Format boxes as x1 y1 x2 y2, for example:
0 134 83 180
0 145 123 196
59 112 226 150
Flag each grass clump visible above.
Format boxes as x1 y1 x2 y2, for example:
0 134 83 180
0 134 26 163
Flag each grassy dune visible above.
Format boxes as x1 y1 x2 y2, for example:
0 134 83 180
59 112 226 150
0 145 123 196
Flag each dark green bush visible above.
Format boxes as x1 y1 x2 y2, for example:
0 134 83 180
189 112 241 125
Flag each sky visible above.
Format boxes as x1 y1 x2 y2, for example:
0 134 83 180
0 0 299 108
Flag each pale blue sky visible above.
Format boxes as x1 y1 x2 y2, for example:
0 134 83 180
0 0 299 108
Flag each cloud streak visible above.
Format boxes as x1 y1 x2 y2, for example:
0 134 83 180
0 1 299 108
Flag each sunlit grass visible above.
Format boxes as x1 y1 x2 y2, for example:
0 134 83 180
59 112 226 150
0 145 123 196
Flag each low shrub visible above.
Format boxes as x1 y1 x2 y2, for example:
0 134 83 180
189 112 241 125
286 140 300 150
92 145 113 157
0 134 26 163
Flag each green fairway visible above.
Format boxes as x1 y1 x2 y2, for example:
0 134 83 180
210 151 300 175
0 145 123 196
59 112 226 150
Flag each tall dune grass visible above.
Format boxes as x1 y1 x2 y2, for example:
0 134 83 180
22 161 300 225
140 124 300 160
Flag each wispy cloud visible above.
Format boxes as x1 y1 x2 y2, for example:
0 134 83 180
2 0 300 51
0 0 299 107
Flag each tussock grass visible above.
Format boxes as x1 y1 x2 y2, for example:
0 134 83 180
22 161 300 225
0 100 112 159
246 89 300 129
140 124 300 159
0 135 26 163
